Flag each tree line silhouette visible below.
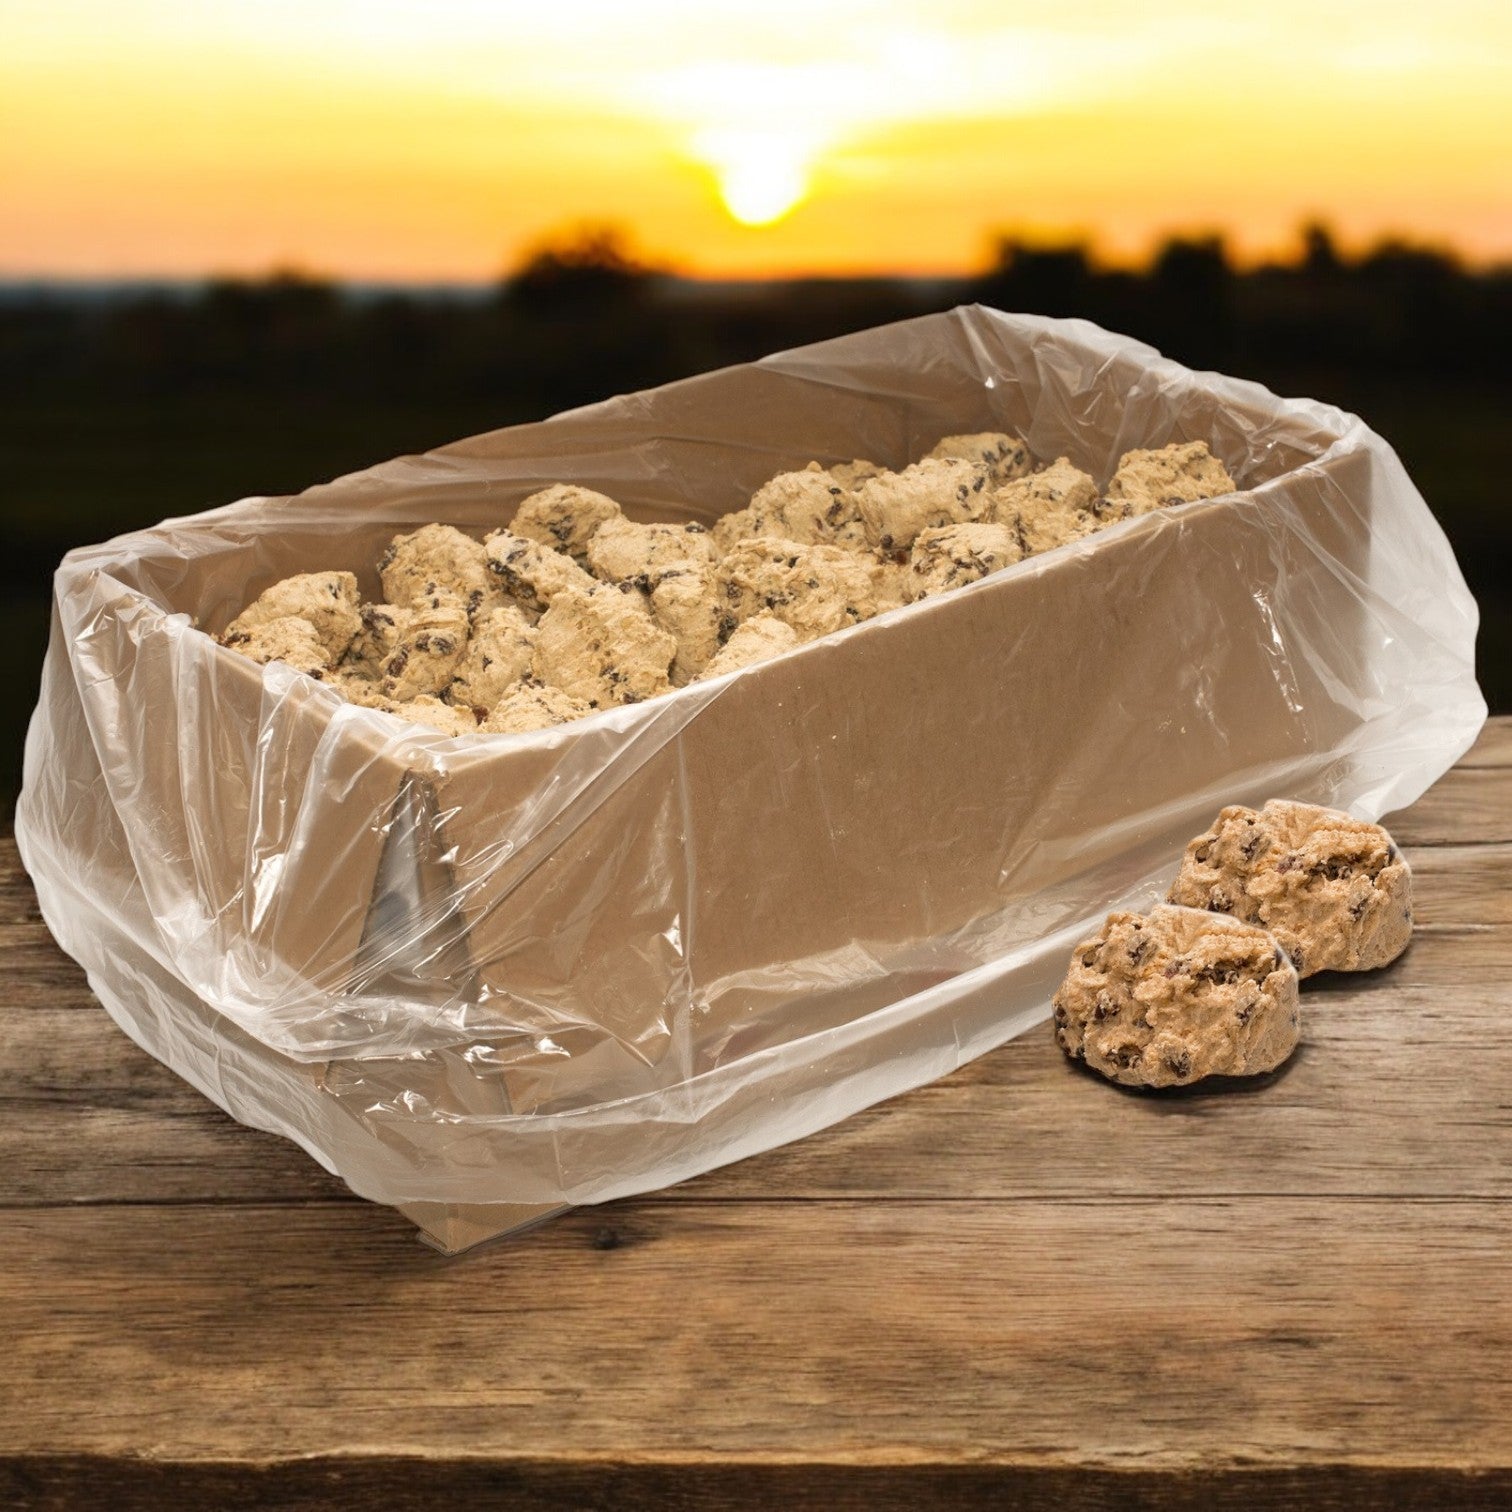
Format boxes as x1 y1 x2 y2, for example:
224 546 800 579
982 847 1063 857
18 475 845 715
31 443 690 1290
5 222 1507 414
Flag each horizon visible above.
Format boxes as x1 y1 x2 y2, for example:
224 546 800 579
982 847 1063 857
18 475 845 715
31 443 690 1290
4 2 1510 282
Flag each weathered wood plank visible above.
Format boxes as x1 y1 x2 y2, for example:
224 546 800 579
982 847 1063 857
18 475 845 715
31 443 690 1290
1385 766 1512 845
4 1200 1509 1470
1459 716 1512 768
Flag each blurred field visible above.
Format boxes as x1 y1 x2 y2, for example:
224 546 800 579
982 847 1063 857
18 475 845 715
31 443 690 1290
2 231 1506 799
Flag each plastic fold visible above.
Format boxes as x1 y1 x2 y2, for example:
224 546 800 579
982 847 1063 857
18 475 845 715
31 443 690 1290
16 307 1485 1251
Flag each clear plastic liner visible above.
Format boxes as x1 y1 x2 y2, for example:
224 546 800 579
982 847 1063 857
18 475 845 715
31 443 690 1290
16 307 1484 1245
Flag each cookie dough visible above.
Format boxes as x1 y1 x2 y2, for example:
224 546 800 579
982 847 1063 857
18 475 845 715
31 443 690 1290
1053 904 1301 1088
777 544 886 638
828 458 884 488
379 524 500 619
510 483 623 562
586 517 717 589
716 536 807 622
989 457 1101 546
699 614 801 679
532 584 676 706
748 464 869 550
220 614 331 677
484 530 599 616
927 431 1033 486
854 458 990 552
480 681 593 734
446 604 537 714
907 523 1024 600
1103 440 1235 519
340 603 412 679
223 570 361 661
386 695 478 737
1167 800 1412 976
379 596 470 701
650 565 732 683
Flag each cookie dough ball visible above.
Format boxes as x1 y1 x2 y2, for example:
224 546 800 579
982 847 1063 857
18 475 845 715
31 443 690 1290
484 530 599 616
1168 800 1412 976
1053 904 1300 1089
716 536 807 623
1104 440 1235 519
650 565 732 684
510 483 624 562
870 555 912 614
379 524 500 620
379 596 470 701
828 458 884 489
855 458 990 552
340 603 413 679
906 522 1024 601
711 505 764 555
481 681 593 735
386 695 478 737
586 517 717 589
988 457 1101 547
446 604 537 714
778 544 885 639
699 615 801 679
532 585 676 707
223 570 361 661
748 464 868 550
927 431 1033 486
220 614 331 677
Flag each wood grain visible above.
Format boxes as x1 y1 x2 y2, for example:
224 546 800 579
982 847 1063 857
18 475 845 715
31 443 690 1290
1 720 1509 1510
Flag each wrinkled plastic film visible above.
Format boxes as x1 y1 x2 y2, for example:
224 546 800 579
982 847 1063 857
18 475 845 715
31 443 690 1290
16 307 1484 1217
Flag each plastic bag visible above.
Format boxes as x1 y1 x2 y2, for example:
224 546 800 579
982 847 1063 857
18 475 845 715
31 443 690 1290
16 307 1484 1245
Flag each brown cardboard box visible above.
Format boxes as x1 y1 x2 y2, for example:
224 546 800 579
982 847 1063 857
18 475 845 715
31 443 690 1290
17 309 1484 1249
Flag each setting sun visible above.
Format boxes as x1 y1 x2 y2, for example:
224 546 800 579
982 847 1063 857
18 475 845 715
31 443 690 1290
1 2 1508 278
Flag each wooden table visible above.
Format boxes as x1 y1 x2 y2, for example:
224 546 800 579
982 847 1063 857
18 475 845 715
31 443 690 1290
3 722 1509 1510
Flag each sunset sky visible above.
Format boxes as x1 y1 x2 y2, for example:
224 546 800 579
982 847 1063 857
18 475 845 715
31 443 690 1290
3 1 1510 281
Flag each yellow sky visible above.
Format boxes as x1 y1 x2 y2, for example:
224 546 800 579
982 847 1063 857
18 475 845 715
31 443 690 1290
2 1 1509 279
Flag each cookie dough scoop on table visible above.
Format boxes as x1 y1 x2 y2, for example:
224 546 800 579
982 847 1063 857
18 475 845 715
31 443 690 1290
1053 904 1301 1089
1167 800 1413 976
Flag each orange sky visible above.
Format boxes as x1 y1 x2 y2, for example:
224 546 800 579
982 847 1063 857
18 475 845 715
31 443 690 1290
3 1 1510 280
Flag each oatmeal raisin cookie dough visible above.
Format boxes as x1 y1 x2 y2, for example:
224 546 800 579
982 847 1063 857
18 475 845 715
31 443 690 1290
532 584 676 707
699 614 801 679
776 544 885 638
223 570 361 661
378 595 470 701
1053 904 1300 1089
220 614 331 677
906 522 1023 600
988 457 1101 548
481 681 593 734
1168 800 1412 976
854 458 990 552
927 432 1033 486
510 484 623 562
446 604 537 714
379 524 501 620
586 517 717 589
484 530 599 616
827 458 884 488
649 565 732 683
1103 440 1235 519
748 464 869 550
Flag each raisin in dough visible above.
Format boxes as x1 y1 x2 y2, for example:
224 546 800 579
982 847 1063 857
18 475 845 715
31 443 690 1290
484 530 599 616
379 596 470 701
480 681 592 734
854 458 990 552
1167 800 1412 976
379 524 501 619
716 536 807 622
510 484 623 562
777 544 885 638
341 603 412 679
223 571 361 661
586 517 717 589
927 432 1033 486
906 522 1023 600
699 614 801 679
1103 440 1235 519
447 604 537 714
221 614 331 677
748 464 868 550
532 585 675 706
650 564 732 683
1053 904 1300 1089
